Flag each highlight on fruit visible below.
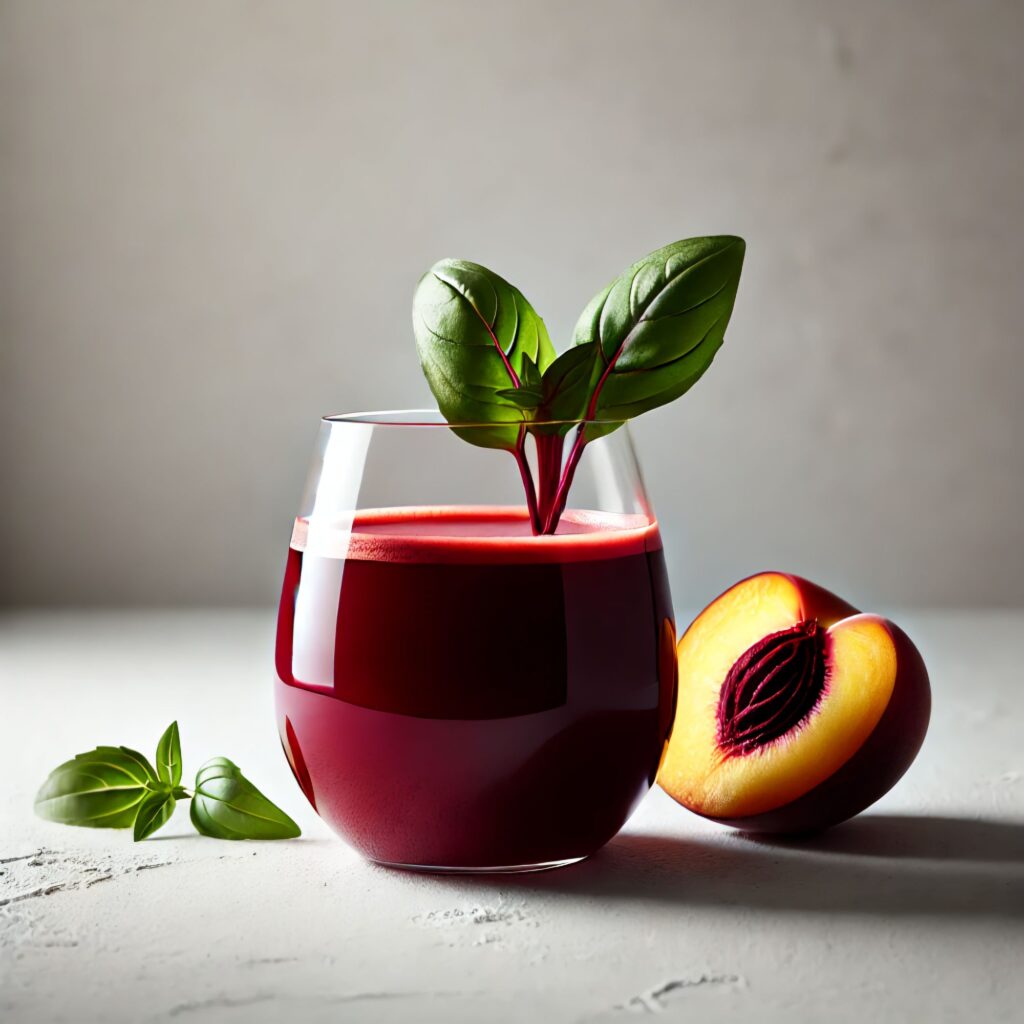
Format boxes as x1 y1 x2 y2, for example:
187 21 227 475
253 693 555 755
658 572 931 834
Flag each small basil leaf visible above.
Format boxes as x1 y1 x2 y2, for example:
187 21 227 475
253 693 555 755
496 387 543 410
413 259 556 449
155 721 182 787
539 342 602 423
34 746 159 829
519 353 543 393
573 236 745 421
133 788 176 842
190 757 301 841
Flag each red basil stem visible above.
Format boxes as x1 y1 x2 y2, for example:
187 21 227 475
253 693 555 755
532 341 617 533
537 427 584 534
532 433 563 531
513 425 543 534
513 428 574 537
513 422 588 536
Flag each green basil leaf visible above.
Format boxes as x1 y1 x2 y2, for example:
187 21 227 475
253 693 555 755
413 259 556 449
538 342 602 425
519 353 543 392
155 720 182 787
133 787 176 842
190 757 301 841
495 387 544 410
572 236 745 421
34 746 159 829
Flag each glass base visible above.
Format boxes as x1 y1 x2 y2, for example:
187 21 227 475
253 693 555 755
371 855 587 875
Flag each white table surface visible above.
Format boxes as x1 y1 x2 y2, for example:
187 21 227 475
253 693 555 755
1 610 1022 1024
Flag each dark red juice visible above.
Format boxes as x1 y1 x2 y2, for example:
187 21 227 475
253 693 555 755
275 506 676 868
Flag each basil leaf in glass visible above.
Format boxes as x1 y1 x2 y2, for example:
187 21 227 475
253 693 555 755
34 746 159 829
410 237 746 533
572 236 745 422
190 757 301 840
413 259 556 449
155 720 182 787
133 786 176 842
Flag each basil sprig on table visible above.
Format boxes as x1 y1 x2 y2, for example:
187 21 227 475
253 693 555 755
34 722 300 842
413 236 745 533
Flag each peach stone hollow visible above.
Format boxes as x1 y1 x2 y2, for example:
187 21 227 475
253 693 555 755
717 619 828 756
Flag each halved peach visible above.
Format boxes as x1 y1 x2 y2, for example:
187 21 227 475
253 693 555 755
658 572 930 833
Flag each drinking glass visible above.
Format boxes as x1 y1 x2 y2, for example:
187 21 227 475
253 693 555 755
274 410 676 872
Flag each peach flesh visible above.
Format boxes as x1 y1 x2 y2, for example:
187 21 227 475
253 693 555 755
658 573 931 834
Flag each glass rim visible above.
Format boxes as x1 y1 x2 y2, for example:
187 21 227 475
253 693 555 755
321 408 626 428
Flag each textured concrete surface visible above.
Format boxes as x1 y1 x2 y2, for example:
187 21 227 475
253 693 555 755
2 610 1023 1023
2 0 1023 608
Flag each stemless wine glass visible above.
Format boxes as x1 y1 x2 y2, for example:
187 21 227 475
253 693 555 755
274 411 676 873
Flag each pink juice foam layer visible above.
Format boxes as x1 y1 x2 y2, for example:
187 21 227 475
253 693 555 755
290 505 662 564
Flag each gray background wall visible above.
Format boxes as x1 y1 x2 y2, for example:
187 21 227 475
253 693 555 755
1 0 1021 608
